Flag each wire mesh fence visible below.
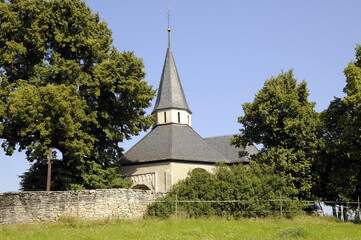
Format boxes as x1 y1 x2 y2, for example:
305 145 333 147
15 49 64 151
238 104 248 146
145 198 361 223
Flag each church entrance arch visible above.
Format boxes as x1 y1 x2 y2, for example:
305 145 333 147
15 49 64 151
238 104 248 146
132 184 151 191
191 168 207 173
129 172 155 191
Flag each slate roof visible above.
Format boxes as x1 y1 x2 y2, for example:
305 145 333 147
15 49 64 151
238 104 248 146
204 135 258 163
122 124 227 165
152 46 191 114
122 128 257 165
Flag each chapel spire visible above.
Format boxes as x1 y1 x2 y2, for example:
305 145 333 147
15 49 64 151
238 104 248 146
152 27 192 127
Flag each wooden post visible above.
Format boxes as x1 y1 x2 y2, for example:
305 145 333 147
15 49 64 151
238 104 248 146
41 148 60 192
338 205 343 221
332 204 337 217
46 148 52 192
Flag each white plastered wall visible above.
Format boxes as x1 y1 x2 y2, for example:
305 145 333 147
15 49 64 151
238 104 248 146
169 162 216 187
120 161 216 192
155 109 192 127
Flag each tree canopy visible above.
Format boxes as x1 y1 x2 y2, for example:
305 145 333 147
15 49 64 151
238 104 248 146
317 44 361 201
232 70 320 199
0 0 155 190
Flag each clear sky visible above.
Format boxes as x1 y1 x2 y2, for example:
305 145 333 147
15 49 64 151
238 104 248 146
1 0 361 193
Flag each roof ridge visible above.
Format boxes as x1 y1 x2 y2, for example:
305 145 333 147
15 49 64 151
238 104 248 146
204 134 240 140
186 126 226 161
122 129 154 160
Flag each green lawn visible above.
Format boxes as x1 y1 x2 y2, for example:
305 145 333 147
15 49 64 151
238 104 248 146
0 216 360 240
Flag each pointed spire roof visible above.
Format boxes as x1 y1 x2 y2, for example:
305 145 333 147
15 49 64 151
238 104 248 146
122 27 258 167
152 29 191 114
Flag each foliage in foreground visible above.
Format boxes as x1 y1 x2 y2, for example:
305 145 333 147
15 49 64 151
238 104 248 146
1 216 360 240
232 70 320 199
0 0 155 190
147 164 303 219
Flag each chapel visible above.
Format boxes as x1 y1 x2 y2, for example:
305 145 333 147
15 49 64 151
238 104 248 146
120 28 257 192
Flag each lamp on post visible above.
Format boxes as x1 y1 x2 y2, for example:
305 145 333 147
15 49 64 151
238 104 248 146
41 148 60 192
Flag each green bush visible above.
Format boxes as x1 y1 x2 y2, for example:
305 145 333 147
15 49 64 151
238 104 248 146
147 163 303 219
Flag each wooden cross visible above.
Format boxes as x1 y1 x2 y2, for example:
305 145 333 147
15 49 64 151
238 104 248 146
41 148 60 191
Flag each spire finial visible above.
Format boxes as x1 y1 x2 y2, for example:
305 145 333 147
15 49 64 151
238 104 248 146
167 7 171 31
167 7 171 47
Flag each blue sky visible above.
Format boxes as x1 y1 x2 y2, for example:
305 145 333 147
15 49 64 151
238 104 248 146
1 0 361 193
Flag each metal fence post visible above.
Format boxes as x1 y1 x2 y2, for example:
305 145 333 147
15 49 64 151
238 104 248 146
76 191 80 227
280 194 283 218
175 193 178 220
357 196 361 223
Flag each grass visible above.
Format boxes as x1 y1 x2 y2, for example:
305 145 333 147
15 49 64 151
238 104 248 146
0 215 361 240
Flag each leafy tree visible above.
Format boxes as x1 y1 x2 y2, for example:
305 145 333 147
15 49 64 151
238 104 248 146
147 163 302 219
317 44 361 202
0 0 155 190
232 70 320 199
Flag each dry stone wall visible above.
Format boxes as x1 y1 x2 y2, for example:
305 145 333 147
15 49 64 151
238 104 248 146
0 189 165 225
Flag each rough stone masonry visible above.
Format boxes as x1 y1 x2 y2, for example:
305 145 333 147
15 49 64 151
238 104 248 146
0 188 165 225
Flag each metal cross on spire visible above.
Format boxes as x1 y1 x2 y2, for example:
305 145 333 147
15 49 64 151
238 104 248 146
167 7 171 47
167 7 171 30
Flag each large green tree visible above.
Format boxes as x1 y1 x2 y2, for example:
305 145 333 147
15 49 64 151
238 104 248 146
0 0 155 190
232 70 320 199
317 44 361 202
